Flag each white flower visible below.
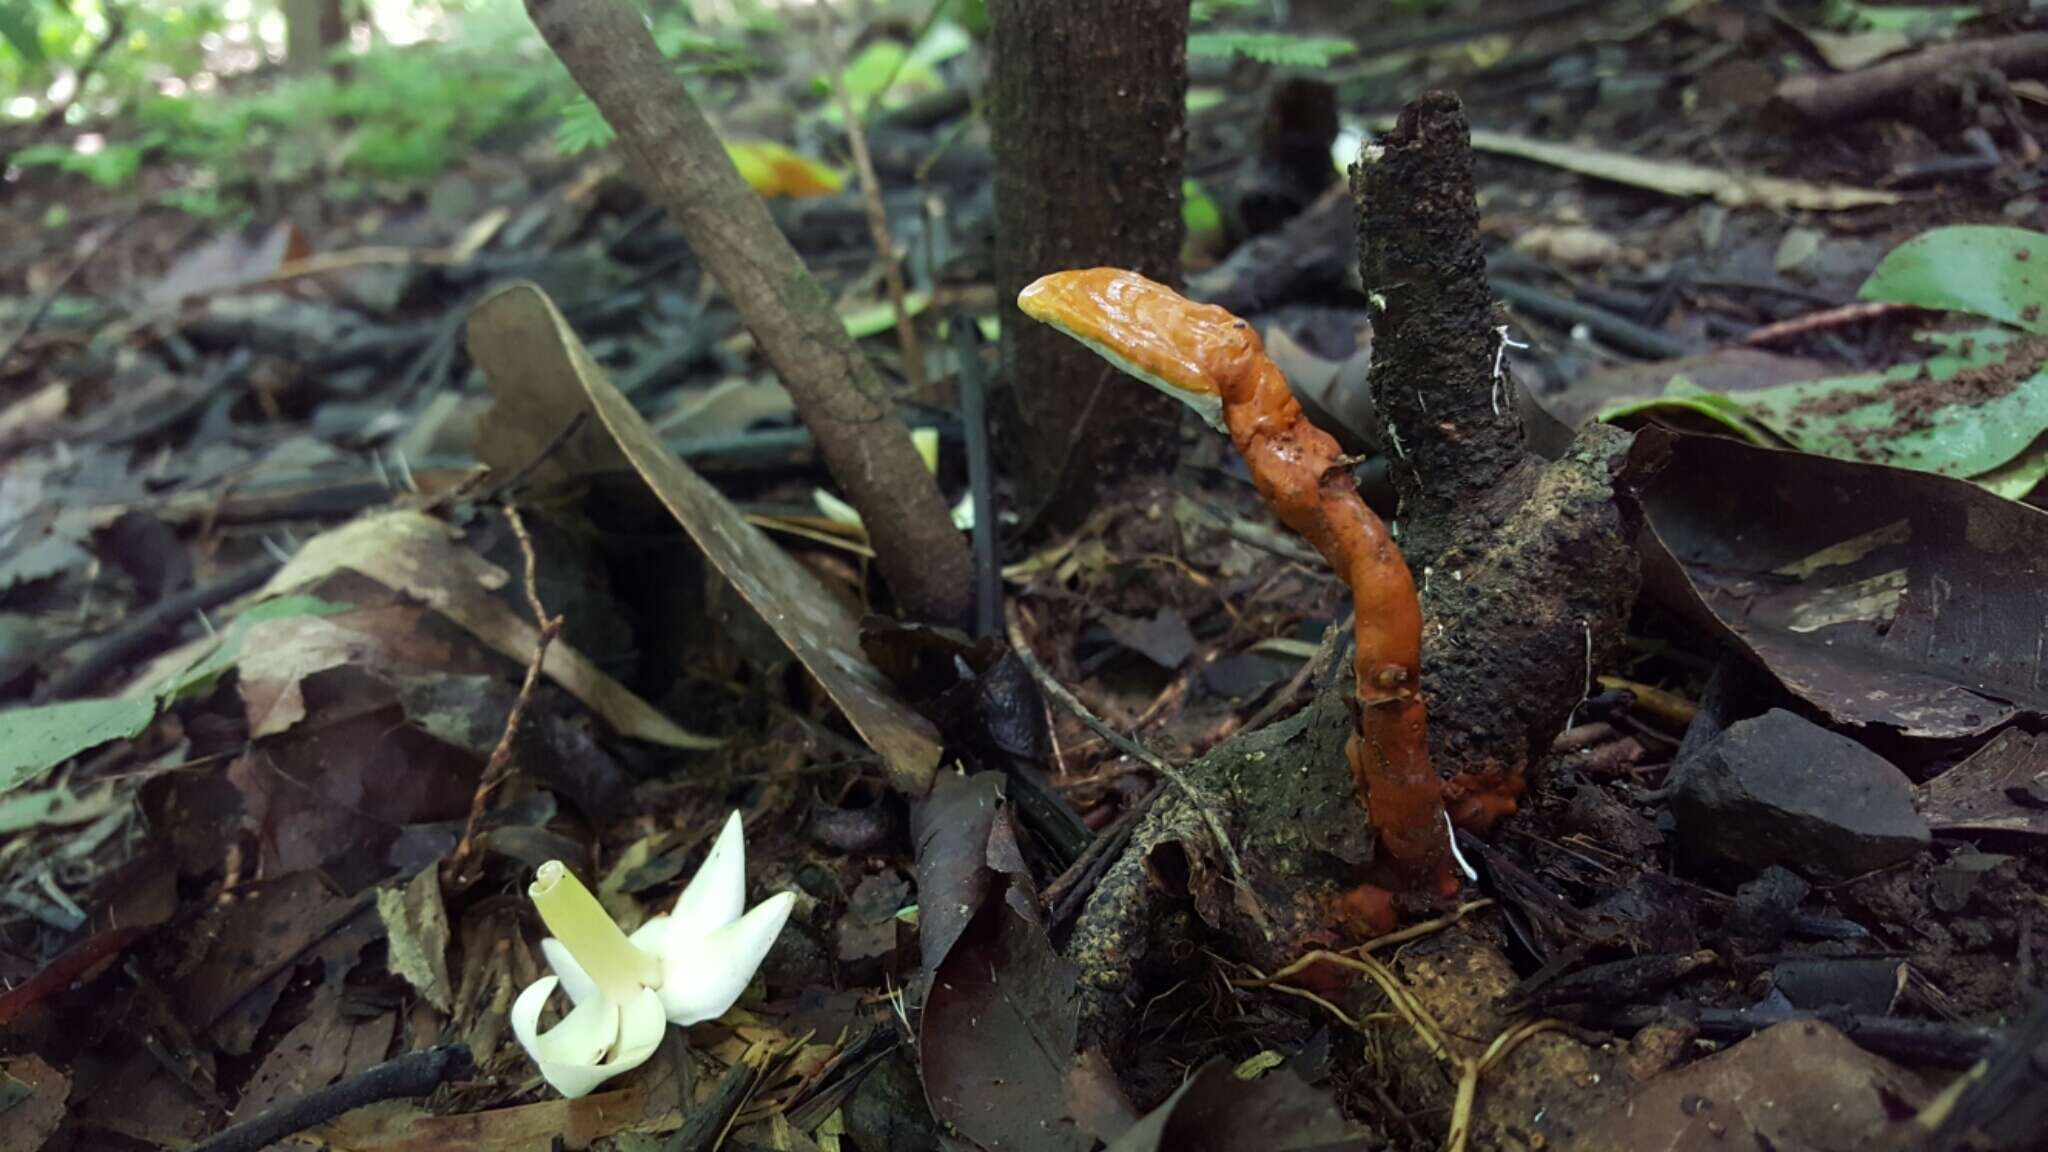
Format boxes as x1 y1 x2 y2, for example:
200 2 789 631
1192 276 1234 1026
512 811 797 1098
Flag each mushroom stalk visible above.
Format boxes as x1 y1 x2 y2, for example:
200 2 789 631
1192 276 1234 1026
531 861 663 998
1018 268 1452 897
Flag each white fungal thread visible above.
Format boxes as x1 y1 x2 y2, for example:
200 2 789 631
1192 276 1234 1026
1563 618 1592 735
1492 325 1528 417
1446 810 1478 882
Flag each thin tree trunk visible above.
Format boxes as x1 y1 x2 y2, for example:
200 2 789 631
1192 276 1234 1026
284 0 345 72
526 0 973 626
989 0 1191 532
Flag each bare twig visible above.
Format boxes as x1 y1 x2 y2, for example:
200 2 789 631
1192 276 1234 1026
1741 300 1920 346
1044 783 1163 928
453 506 563 867
188 1045 473 1152
37 557 282 702
1005 606 1271 938
951 312 1000 637
0 215 134 372
671 1056 759 1152
822 18 926 396
1776 32 2048 123
481 410 591 506
38 4 127 129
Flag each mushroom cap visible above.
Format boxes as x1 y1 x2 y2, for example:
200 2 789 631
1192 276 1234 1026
1018 268 1262 432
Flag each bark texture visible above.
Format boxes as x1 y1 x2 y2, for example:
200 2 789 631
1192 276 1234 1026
1356 92 1525 571
989 0 1191 532
527 0 972 626
1356 92 1639 776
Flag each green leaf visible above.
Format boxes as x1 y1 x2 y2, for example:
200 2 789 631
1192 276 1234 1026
1971 433 2048 501
951 0 987 32
1598 388 1775 446
0 0 44 64
9 143 71 168
1730 328 2048 480
350 122 449 179
159 594 351 703
0 696 157 796
910 21 972 69
1190 0 1262 25
1187 31 1356 68
1823 0 1977 34
834 38 942 109
1183 178 1222 239
1860 226 2048 334
842 291 932 339
555 97 615 155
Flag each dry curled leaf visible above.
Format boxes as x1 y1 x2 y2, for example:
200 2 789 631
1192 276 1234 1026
467 282 940 792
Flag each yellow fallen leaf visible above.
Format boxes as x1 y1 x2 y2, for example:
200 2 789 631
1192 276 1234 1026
727 139 846 199
1368 121 1900 212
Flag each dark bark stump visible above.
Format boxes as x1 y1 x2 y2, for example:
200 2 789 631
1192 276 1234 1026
989 0 1191 533
1356 92 1639 778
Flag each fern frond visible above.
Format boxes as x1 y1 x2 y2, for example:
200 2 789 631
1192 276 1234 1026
555 97 614 155
1186 31 1356 69
1190 0 1264 26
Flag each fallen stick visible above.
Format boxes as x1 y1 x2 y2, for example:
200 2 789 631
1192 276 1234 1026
38 558 281 702
1741 299 1921 346
187 1045 475 1152
1776 33 2048 123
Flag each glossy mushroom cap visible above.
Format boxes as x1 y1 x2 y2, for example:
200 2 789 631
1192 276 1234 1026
1018 268 1268 431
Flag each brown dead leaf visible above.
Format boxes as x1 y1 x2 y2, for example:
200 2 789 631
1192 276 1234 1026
145 221 308 307
1101 1061 1364 1152
260 508 718 749
172 871 376 1039
1458 127 1901 211
1918 728 2048 841
1628 431 2048 739
236 995 396 1116
919 899 1089 1152
0 852 177 1031
238 601 492 738
312 1051 684 1151
0 1054 69 1152
0 382 68 449
1572 1020 1926 1151
467 282 940 793
377 864 457 1015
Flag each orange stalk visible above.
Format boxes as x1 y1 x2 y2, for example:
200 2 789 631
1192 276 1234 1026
1018 268 1453 899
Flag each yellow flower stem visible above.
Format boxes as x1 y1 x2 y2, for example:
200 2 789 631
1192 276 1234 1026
531 861 661 998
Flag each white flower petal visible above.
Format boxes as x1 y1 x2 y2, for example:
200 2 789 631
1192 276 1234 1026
511 977 615 1099
510 978 666 1099
531 987 619 1067
628 914 669 952
656 891 795 1026
541 937 600 1008
613 986 668 1068
510 975 558 1054
667 811 749 939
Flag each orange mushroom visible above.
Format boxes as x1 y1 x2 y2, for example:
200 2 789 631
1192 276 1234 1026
1019 268 1455 902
